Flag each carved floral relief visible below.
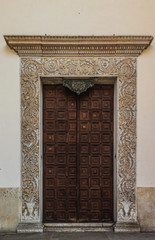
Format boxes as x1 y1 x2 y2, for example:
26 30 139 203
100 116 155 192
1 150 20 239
21 57 137 222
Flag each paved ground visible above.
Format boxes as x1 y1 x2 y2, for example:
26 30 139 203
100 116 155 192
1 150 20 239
0 232 155 240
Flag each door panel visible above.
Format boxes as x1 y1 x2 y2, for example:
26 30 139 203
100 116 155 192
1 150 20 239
43 84 113 223
43 85 77 222
78 86 113 222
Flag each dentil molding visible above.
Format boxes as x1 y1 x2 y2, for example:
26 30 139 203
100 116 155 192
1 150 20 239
4 35 153 57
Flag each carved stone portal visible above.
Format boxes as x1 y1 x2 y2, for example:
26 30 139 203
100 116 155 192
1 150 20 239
4 36 153 233
63 79 94 95
19 57 138 230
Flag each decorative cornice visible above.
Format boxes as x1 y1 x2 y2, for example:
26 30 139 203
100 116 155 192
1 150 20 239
4 35 153 57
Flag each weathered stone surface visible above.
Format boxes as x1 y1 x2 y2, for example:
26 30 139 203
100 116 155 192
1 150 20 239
114 222 140 232
137 187 155 232
0 188 19 232
17 223 43 233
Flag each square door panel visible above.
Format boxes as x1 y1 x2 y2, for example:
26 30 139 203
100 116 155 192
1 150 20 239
68 167 76 176
91 168 100 177
44 121 55 131
80 189 89 199
90 156 100 165
91 111 100 121
90 133 100 143
68 189 77 198
101 133 112 142
46 189 55 198
46 167 56 177
56 133 67 142
68 155 76 165
80 133 89 142
102 112 111 122
44 98 55 109
91 122 100 131
102 144 111 155
68 178 76 186
57 111 66 119
80 144 89 154
56 121 67 131
102 100 111 109
91 87 101 98
57 155 66 164
57 98 66 108
44 179 55 187
80 156 89 165
101 122 112 131
68 144 76 154
57 189 66 199
44 87 55 97
68 111 76 119
44 110 55 119
45 211 55 221
80 98 90 109
44 133 55 142
45 145 55 154
57 167 66 177
91 189 100 198
57 178 66 187
69 122 76 131
57 200 66 210
90 178 100 187
57 211 66 221
91 99 101 109
80 178 89 188
90 145 100 155
56 144 66 154
80 110 90 120
80 122 89 131
45 155 55 164
102 88 112 98
79 201 89 210
46 200 55 209
68 200 76 210
80 167 89 177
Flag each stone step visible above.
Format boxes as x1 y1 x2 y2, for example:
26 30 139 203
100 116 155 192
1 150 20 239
44 223 113 232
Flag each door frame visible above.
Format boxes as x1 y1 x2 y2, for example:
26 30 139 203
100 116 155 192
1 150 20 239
18 57 139 232
41 78 117 224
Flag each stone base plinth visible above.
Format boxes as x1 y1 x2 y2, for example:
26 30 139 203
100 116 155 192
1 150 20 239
17 223 43 233
114 222 140 232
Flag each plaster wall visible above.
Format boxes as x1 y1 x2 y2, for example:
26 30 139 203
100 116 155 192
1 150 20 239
0 0 155 231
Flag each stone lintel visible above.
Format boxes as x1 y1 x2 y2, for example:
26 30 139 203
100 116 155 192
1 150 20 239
17 223 43 233
4 35 153 57
114 222 140 232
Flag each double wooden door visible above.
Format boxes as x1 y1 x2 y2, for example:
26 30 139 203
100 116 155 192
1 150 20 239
43 84 113 223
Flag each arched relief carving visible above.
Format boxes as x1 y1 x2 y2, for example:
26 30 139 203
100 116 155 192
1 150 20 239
21 56 137 223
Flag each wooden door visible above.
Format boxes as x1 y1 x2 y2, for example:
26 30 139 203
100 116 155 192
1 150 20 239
43 84 113 223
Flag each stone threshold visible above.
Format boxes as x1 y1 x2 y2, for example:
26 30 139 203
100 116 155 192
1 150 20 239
44 223 113 232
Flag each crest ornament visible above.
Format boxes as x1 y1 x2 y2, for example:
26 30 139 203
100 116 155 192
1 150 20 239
63 79 94 95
